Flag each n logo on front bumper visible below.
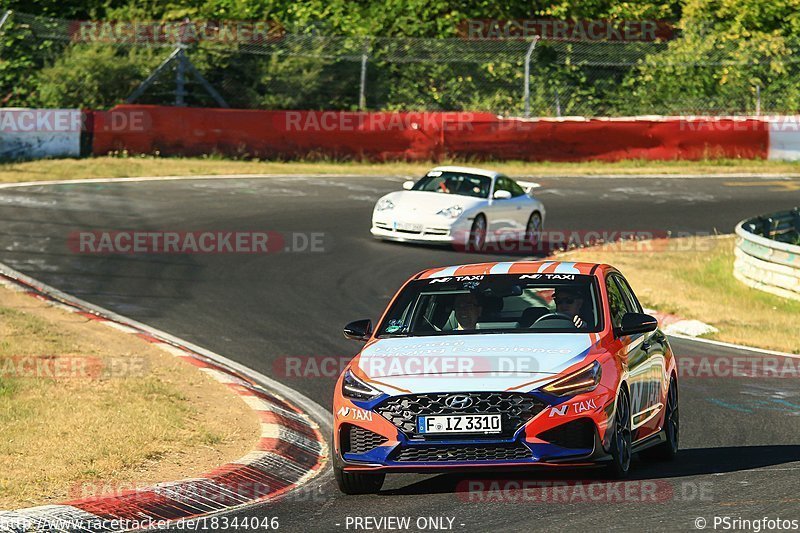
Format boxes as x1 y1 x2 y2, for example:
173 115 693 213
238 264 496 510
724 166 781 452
549 404 569 417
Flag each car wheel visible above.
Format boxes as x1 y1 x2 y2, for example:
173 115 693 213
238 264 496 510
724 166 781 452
605 387 632 479
640 377 679 462
468 215 487 252
524 211 543 247
334 464 385 495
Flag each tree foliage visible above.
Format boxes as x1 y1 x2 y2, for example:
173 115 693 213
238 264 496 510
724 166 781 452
1 0 798 114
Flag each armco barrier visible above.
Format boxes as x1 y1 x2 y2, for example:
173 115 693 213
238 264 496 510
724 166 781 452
734 208 800 301
0 108 83 160
90 106 770 162
91 107 496 160
443 118 769 161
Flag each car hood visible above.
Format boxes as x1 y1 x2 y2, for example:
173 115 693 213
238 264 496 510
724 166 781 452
380 191 485 213
354 333 597 394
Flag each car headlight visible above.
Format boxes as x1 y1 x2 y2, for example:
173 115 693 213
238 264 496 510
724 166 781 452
436 205 463 219
541 361 602 397
342 369 382 401
375 198 395 211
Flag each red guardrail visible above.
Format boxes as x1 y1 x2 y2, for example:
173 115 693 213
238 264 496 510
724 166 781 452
90 106 770 162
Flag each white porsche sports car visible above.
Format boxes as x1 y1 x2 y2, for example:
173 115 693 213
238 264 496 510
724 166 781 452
371 166 545 250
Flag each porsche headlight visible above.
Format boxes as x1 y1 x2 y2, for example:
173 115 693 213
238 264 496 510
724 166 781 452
375 198 395 211
542 361 602 397
436 205 463 219
342 369 382 401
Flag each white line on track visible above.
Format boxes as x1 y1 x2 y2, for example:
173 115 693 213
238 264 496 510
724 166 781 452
1 172 799 191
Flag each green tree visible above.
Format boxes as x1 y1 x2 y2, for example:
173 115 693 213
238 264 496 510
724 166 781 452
35 45 158 108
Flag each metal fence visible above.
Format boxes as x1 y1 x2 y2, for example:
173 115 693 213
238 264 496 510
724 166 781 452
2 10 800 116
734 208 800 302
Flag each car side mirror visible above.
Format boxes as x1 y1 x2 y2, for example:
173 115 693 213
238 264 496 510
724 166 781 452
616 312 658 336
493 190 512 200
402 180 415 190
343 319 373 341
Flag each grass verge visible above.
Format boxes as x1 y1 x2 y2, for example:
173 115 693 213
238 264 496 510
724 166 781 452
557 235 800 354
3 156 800 183
0 285 260 509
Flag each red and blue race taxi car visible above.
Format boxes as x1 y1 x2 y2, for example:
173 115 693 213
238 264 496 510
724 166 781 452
333 261 679 494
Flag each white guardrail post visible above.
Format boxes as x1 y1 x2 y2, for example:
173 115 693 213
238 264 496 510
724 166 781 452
734 208 800 301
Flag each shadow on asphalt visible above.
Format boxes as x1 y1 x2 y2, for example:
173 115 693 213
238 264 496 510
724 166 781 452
375 238 571 259
381 445 800 496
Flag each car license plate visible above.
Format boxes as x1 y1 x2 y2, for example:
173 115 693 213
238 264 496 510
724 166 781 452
393 221 423 232
417 414 502 434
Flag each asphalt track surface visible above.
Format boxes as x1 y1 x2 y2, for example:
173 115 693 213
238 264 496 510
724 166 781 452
0 175 798 532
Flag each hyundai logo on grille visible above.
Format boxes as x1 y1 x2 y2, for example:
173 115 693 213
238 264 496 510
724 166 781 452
444 394 473 409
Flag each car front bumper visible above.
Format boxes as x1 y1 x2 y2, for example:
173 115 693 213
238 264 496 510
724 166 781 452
370 224 457 244
334 388 616 474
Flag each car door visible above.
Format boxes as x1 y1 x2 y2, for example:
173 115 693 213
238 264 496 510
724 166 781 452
610 273 665 440
506 178 534 230
488 176 519 237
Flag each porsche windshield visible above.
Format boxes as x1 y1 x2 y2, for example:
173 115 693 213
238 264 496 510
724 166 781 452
412 171 491 198
377 273 602 337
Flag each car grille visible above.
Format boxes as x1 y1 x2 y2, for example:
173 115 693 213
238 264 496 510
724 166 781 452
538 418 596 449
342 424 387 454
393 443 532 463
375 392 546 439
373 223 449 236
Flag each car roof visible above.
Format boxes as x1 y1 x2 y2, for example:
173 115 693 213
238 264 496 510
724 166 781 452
415 261 613 279
429 165 503 179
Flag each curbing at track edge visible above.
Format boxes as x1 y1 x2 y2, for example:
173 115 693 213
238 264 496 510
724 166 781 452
0 262 330 533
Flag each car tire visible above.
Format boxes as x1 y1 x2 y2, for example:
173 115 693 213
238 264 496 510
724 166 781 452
468 214 487 252
524 211 543 248
605 387 632 479
640 377 679 462
334 464 385 495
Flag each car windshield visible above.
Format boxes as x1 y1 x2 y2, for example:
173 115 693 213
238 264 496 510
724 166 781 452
412 171 491 198
377 273 602 337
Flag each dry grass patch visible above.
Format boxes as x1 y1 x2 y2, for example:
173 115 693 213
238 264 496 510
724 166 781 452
0 286 260 509
558 235 800 354
2 156 800 184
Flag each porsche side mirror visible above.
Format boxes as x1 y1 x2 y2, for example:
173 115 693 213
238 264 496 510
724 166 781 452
616 312 658 336
343 319 373 341
402 180 415 190
493 190 512 200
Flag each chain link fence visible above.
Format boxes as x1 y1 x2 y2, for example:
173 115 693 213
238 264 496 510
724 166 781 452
2 10 800 116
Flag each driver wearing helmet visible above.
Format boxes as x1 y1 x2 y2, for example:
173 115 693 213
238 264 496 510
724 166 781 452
554 286 591 329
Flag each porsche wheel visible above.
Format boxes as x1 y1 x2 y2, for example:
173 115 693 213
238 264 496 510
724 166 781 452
524 211 543 248
468 214 487 252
